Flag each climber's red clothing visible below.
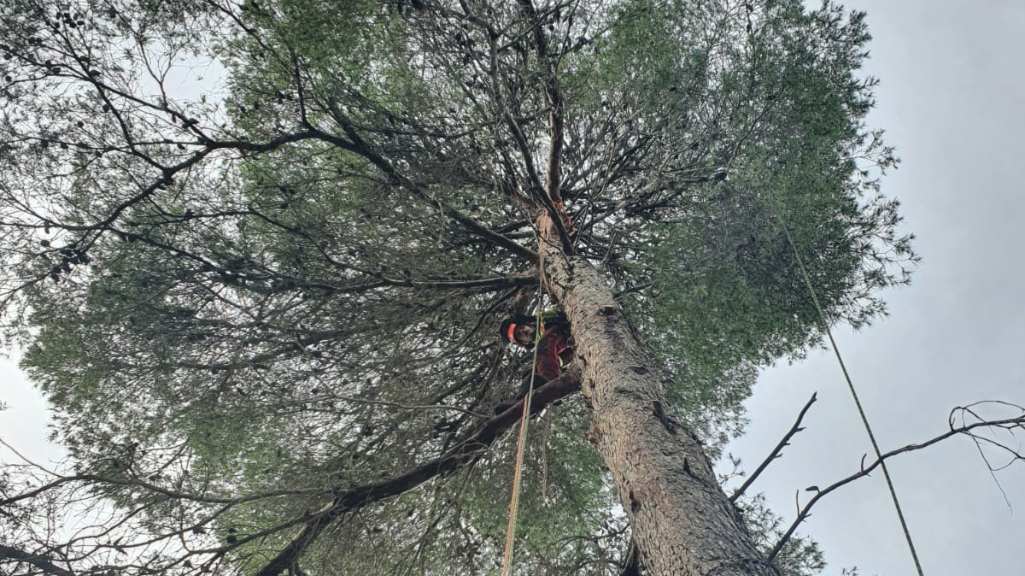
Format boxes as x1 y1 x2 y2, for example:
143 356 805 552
534 324 573 382
501 311 574 384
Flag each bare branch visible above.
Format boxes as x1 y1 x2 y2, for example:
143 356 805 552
769 404 1025 561
731 393 818 502
0 545 75 576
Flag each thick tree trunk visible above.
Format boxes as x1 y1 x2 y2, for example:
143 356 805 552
539 217 775 576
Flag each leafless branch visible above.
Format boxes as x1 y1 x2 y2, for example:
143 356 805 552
769 402 1025 561
0 544 75 576
731 393 818 502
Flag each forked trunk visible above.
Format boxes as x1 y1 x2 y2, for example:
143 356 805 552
539 216 774 576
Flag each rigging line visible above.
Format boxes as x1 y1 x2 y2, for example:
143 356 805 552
499 251 546 576
774 208 926 576
540 408 553 503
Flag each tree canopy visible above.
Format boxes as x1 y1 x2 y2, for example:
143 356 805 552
0 0 915 574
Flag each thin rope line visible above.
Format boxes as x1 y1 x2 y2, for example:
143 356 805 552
540 409 552 503
499 256 545 576
775 210 925 576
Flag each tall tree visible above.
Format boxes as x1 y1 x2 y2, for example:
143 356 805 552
0 0 917 575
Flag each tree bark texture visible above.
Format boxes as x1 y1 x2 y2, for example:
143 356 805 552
539 217 775 576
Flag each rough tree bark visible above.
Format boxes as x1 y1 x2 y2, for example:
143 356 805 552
538 216 775 576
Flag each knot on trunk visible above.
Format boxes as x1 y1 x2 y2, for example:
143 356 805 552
628 489 642 513
652 400 678 435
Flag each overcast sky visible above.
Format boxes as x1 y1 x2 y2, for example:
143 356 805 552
726 0 1025 574
2 1 1024 575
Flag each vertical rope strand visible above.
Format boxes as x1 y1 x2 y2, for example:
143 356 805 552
540 409 552 503
499 263 546 576
774 209 925 576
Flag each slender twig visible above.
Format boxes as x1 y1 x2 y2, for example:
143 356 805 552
730 392 817 502
768 410 1025 561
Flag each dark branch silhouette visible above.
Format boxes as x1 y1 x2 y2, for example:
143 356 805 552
769 402 1025 560
255 366 581 576
731 393 818 502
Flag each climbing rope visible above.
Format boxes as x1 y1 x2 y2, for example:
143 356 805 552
499 252 547 576
774 207 926 576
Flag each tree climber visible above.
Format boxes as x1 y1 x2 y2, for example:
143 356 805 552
499 310 574 384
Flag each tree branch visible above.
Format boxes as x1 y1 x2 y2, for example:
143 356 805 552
254 366 582 576
516 0 574 254
769 405 1025 560
0 545 75 576
730 393 817 502
314 115 539 263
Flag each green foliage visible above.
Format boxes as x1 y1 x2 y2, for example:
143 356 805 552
739 494 827 576
0 0 913 574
